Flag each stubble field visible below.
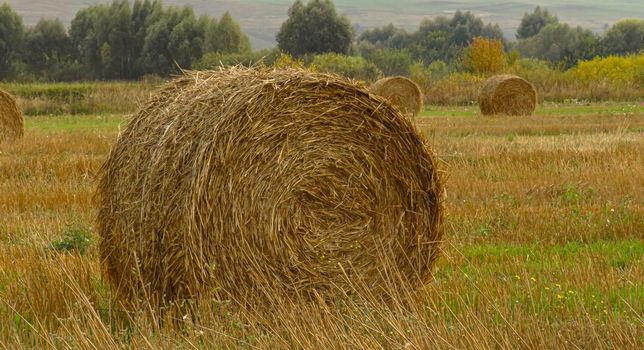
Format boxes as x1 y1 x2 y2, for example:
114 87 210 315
0 102 642 348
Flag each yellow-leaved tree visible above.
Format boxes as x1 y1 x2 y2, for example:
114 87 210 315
465 37 507 75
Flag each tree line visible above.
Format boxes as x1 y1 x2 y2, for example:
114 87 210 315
354 5 642 71
1 0 642 81
0 0 249 80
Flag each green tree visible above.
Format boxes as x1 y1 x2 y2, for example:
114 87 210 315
168 9 205 69
362 48 413 76
130 0 157 77
97 0 133 78
601 19 644 56
141 17 172 75
0 4 24 78
69 6 99 77
70 2 133 79
515 23 599 68
141 6 206 75
277 0 354 57
358 24 411 49
360 11 504 66
22 19 73 79
516 6 558 40
204 12 251 54
409 11 504 64
68 0 224 78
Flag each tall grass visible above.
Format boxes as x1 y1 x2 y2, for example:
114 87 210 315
0 107 642 348
0 82 158 116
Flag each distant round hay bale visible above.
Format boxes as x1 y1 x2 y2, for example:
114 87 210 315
369 76 423 117
478 74 537 116
97 67 444 308
0 88 24 142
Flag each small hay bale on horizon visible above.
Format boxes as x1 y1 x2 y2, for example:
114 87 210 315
97 67 444 309
369 76 424 117
0 88 24 142
478 74 537 116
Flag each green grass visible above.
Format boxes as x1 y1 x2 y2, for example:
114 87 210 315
2 81 155 116
438 239 644 318
457 240 643 266
24 115 127 132
421 101 644 118
0 82 97 99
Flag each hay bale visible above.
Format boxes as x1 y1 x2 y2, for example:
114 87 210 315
0 88 24 142
369 76 423 117
97 67 444 308
478 74 537 116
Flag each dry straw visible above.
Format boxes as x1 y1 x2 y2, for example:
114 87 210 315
0 88 24 142
369 76 424 117
478 74 537 116
97 67 444 309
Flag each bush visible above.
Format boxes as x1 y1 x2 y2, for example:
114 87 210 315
464 37 507 75
568 54 644 87
507 58 562 97
310 53 382 82
363 48 413 76
410 60 452 90
273 52 306 69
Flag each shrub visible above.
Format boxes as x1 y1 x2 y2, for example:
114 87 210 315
363 48 413 76
273 52 306 69
568 54 644 87
310 53 382 82
409 61 451 92
464 37 507 75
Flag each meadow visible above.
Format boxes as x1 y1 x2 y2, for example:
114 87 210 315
0 90 642 348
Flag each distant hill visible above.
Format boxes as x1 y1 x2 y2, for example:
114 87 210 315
6 0 643 49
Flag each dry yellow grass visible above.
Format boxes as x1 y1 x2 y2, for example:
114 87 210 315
0 106 642 349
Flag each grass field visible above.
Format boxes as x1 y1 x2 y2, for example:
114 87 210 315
0 102 642 348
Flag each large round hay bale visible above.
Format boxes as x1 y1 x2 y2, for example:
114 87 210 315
478 74 537 116
97 67 444 308
369 76 423 117
0 88 24 142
